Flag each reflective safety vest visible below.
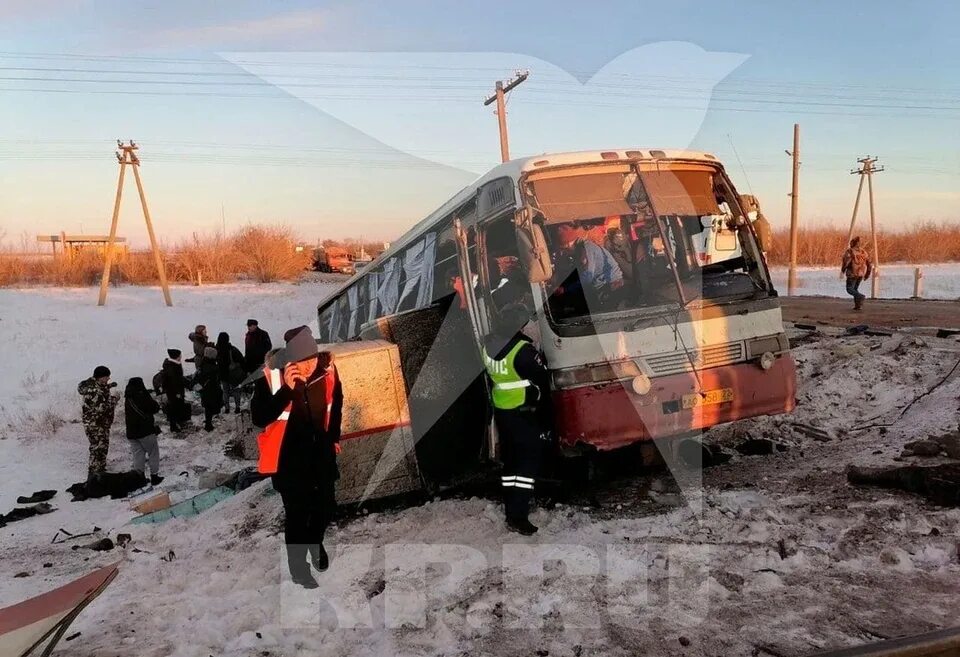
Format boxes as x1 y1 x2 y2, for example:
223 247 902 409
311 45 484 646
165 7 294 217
483 341 532 410
256 364 339 475
257 403 291 475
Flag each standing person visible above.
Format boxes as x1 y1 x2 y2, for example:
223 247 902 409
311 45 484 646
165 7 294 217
244 319 273 373
482 305 552 536
216 332 245 414
188 325 208 370
197 345 223 432
252 326 342 589
161 349 189 432
124 377 163 485
753 210 773 255
77 366 119 483
604 220 634 287
841 236 873 311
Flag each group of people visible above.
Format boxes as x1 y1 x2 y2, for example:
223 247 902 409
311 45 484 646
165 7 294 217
76 319 346 591
77 318 275 487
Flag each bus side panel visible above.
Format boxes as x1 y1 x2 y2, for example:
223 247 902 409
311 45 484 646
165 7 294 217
552 356 796 451
364 300 489 488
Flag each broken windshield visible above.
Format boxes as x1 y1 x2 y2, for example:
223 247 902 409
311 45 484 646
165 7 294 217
523 163 771 326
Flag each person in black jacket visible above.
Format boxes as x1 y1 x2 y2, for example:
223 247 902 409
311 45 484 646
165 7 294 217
161 349 189 432
252 325 342 589
124 377 163 485
244 319 272 373
216 332 244 414
197 345 223 432
482 304 553 535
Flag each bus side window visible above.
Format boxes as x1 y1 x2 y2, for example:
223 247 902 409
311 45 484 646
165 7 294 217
317 304 333 342
431 220 459 305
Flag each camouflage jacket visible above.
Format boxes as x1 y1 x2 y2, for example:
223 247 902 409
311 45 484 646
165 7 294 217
78 377 118 429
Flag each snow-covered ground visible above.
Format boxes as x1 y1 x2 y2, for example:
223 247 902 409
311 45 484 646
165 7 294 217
2 283 960 657
769 263 960 300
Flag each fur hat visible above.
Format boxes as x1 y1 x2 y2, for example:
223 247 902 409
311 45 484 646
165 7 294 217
93 365 111 379
167 348 181 359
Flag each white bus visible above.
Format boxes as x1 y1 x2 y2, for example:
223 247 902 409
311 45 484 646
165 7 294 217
316 149 796 483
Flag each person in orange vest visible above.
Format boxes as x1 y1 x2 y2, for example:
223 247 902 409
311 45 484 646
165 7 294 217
251 326 343 589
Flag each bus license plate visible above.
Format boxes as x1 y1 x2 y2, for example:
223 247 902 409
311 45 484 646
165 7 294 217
682 388 734 409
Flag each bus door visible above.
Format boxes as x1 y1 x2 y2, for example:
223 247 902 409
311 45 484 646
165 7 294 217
454 217 488 341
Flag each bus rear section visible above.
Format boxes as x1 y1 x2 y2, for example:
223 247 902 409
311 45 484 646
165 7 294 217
517 155 797 451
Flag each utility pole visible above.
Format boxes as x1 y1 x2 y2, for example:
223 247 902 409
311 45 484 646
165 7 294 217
848 156 884 298
98 140 173 307
484 70 529 163
786 123 801 295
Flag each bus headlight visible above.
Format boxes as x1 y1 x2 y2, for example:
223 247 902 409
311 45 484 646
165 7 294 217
552 360 642 389
759 351 776 371
631 373 652 395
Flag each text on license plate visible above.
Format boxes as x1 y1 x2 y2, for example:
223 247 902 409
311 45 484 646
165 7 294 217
682 388 734 409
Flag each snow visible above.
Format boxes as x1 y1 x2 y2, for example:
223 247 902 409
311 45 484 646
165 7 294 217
1 283 960 656
769 263 960 300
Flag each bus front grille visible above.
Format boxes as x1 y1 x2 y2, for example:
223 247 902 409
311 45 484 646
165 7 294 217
642 341 745 376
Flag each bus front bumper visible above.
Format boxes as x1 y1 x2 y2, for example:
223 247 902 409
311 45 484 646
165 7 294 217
552 355 797 451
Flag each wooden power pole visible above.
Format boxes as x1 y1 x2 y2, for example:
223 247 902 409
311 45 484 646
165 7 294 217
97 140 173 307
786 123 801 295
484 70 529 163
847 156 884 298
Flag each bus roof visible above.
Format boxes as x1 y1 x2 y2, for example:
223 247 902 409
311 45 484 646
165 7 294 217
317 148 722 309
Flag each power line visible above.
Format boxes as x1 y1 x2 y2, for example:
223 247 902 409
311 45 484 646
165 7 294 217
3 86 960 121
0 50 955 95
726 133 754 194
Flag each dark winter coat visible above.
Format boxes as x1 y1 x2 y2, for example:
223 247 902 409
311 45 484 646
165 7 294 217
216 334 245 385
244 327 273 373
196 359 224 410
78 377 118 431
124 377 161 441
251 356 342 493
161 358 186 401
188 331 208 365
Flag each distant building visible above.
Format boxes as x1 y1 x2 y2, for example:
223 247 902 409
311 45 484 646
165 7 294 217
36 233 128 260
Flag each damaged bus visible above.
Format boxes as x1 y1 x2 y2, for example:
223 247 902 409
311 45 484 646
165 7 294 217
316 149 796 496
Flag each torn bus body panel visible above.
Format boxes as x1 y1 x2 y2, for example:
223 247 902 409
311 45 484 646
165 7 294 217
325 340 423 504
0 563 119 657
358 303 489 490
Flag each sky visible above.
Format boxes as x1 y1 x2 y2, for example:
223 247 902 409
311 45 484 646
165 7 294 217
1 1 959 248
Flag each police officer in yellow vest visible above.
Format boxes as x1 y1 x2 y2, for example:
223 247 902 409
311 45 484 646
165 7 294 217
483 304 552 535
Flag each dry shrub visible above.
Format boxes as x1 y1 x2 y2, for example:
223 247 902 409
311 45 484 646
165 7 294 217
172 231 235 284
0 407 67 440
232 225 311 283
116 251 159 284
0 254 28 286
0 223 312 286
34 249 104 286
767 221 960 266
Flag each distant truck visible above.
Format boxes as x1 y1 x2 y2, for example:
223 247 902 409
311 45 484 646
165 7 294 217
313 246 355 274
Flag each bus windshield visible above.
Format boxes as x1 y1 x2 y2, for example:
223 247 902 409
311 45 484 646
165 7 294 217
523 162 771 324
